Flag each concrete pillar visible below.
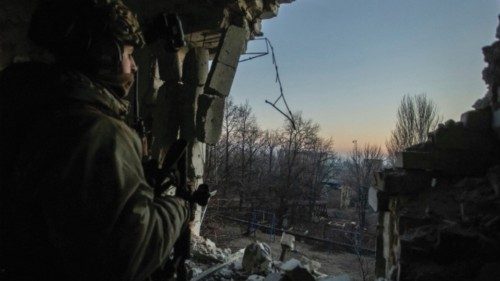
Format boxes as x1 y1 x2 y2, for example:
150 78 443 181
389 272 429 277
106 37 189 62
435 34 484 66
181 47 209 235
198 25 249 145
151 48 186 161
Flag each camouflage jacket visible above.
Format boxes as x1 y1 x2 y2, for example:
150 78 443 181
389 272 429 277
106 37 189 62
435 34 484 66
0 64 189 281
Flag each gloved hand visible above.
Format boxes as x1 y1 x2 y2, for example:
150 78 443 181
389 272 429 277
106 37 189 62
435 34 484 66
143 158 180 197
176 183 211 206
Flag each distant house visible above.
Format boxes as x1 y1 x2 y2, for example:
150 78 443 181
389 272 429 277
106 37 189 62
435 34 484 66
319 178 355 209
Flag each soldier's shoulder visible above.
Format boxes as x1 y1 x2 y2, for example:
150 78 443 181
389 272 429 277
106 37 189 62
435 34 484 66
82 107 134 135
87 109 141 147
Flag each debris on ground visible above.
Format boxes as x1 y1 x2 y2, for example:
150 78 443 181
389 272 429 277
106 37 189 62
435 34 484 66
192 234 233 264
242 242 273 274
187 235 352 281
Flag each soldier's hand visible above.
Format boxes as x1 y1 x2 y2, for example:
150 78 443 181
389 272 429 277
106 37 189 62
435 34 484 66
142 158 180 197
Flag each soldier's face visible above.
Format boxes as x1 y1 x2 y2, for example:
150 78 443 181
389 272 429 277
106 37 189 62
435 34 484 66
121 45 137 75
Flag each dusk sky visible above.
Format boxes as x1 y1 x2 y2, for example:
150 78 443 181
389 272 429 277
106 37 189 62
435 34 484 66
230 0 500 154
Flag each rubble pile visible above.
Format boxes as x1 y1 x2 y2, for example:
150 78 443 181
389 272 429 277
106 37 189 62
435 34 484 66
372 169 500 281
192 235 233 264
187 237 351 281
372 17 500 281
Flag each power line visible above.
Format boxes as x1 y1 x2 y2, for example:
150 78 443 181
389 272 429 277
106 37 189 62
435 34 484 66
240 38 296 130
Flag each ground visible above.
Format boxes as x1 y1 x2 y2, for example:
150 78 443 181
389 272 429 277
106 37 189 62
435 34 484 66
202 222 375 281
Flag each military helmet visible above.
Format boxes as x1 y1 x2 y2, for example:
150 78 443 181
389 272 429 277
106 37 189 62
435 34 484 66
97 0 145 48
29 0 145 67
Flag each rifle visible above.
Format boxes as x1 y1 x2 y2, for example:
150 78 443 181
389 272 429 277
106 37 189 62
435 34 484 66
130 64 190 281
144 139 187 281
155 139 212 281
150 139 209 281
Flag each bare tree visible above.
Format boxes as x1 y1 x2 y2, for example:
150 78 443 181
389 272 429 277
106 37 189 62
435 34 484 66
275 113 321 225
386 94 441 166
301 136 337 220
344 142 383 230
263 130 281 178
204 106 340 230
233 101 261 209
204 98 239 196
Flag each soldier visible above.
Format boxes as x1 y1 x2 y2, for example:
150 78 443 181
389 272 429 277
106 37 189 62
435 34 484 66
0 0 203 280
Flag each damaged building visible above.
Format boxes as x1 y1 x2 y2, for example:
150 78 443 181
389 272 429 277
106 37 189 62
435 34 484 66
1 0 500 280
371 17 500 281
0 0 294 235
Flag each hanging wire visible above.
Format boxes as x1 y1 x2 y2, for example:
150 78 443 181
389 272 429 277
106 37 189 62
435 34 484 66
239 38 296 130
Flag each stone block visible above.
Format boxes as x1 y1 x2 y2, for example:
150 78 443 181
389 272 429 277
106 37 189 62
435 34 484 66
281 259 315 281
196 94 225 144
280 258 301 271
396 149 500 176
205 25 248 97
395 151 432 171
375 170 432 195
431 122 496 151
242 242 272 274
460 108 491 132
280 232 295 249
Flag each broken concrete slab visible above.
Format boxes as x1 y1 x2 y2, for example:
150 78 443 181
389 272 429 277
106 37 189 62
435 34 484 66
180 48 209 143
191 249 244 281
301 256 321 274
196 93 225 144
280 258 301 271
280 233 295 249
374 169 433 195
205 25 248 98
192 235 232 263
430 121 497 151
279 232 295 261
242 242 273 274
280 258 315 281
460 108 492 132
395 151 432 171
396 149 500 176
